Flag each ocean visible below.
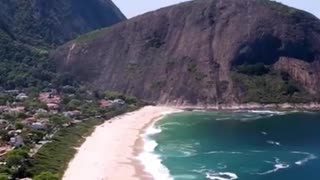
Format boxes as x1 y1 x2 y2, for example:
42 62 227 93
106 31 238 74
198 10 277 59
139 110 320 180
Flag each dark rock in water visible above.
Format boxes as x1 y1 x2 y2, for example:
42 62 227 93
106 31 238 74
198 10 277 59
52 0 320 105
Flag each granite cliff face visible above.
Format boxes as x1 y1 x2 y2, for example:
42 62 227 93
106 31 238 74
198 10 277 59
53 0 320 105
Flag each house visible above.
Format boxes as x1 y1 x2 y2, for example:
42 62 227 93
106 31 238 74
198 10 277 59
5 124 14 131
16 93 28 101
0 106 8 113
10 135 24 148
39 92 61 104
0 146 10 157
0 119 9 129
35 108 48 116
15 130 22 134
36 108 48 114
39 118 50 125
99 100 112 108
112 99 125 105
4 90 19 95
8 106 25 113
49 110 59 115
30 122 47 130
47 103 59 111
63 110 81 118
22 117 37 126
71 120 82 124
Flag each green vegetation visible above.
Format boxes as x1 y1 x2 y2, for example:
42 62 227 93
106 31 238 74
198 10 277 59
6 149 29 168
104 91 139 105
0 94 13 105
0 149 32 178
236 63 270 76
24 99 48 111
187 62 207 81
30 119 101 177
30 105 139 179
232 68 313 103
0 174 8 180
0 2 129 179
75 28 109 43
0 0 121 91
0 88 144 179
146 32 165 48
34 172 59 180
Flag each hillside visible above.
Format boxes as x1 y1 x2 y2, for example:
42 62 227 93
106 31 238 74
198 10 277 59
0 0 125 90
53 0 320 105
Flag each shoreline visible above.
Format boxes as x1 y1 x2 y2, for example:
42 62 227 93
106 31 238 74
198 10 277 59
62 106 181 180
132 114 164 180
62 104 319 180
162 102 320 111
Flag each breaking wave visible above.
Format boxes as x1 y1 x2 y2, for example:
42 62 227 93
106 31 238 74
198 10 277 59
138 124 173 180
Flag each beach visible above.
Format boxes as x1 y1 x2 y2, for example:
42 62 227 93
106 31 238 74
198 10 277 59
62 106 180 180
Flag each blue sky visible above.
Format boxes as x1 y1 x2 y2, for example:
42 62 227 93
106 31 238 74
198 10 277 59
113 0 320 19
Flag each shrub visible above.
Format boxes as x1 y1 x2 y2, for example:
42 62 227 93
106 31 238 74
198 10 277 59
34 172 58 180
5 149 29 168
236 63 270 76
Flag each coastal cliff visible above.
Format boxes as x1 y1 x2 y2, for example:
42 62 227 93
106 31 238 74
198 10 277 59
52 0 320 105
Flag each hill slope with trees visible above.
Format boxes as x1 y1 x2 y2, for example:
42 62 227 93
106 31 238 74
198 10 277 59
0 0 126 90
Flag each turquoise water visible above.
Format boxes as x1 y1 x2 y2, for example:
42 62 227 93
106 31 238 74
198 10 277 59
145 111 320 180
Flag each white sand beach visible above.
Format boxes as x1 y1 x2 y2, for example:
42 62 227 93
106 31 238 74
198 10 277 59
62 106 180 180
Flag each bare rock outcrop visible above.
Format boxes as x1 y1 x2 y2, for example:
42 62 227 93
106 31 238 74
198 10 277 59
52 0 320 105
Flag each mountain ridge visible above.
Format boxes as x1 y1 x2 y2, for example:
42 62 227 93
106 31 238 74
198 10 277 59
0 0 125 90
52 0 320 105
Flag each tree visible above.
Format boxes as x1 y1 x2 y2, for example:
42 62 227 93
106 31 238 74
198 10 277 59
15 122 24 130
49 115 69 127
34 172 58 180
0 130 10 141
104 91 124 100
237 63 270 76
24 99 47 111
0 174 8 180
0 95 13 106
66 99 81 111
5 149 29 167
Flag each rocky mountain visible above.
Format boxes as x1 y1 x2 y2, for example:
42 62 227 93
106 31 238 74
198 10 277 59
53 0 320 105
0 0 125 89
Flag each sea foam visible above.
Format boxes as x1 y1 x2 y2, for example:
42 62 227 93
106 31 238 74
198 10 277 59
258 158 289 175
206 172 238 180
247 110 286 115
138 124 173 180
266 140 281 146
291 151 317 165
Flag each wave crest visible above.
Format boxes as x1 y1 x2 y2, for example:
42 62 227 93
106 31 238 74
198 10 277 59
206 172 238 180
138 124 173 180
